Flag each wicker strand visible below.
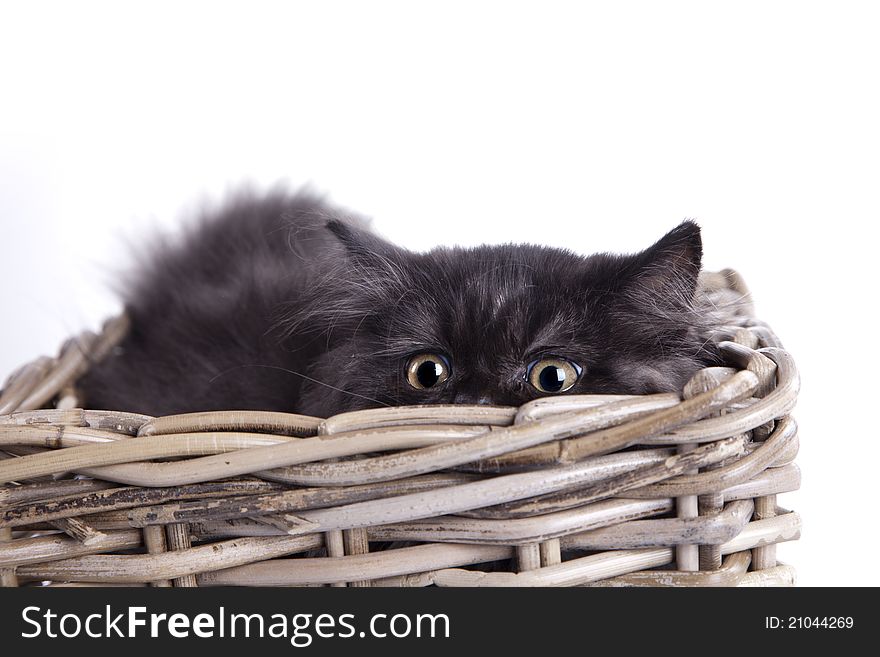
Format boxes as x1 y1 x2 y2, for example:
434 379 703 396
516 543 542 571
680 367 729 571
698 492 725 570
0 527 18 587
343 528 371 587
143 526 172 587
165 523 198 587
324 530 346 587
539 539 562 567
752 495 778 570
50 516 107 546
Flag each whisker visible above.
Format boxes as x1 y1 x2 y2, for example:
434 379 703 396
208 364 391 407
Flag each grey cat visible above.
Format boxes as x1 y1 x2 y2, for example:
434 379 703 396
79 189 719 417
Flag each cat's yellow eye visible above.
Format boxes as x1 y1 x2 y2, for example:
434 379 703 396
526 357 582 393
406 353 451 390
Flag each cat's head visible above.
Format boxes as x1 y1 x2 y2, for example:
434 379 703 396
288 220 718 416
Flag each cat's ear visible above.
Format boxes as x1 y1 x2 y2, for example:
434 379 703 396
326 219 409 284
622 220 703 300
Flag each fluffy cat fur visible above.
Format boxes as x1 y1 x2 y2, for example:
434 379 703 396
79 189 720 417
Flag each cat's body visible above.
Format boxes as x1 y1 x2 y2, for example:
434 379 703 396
79 190 720 418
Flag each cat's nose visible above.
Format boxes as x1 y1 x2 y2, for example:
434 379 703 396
452 391 495 405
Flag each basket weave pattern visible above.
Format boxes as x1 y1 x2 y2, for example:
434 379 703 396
0 270 800 587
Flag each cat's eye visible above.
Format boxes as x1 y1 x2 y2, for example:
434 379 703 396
526 357 582 393
405 353 451 390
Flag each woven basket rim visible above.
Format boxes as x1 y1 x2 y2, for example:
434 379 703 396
0 269 801 587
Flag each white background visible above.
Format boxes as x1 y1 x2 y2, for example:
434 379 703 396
1 1 877 585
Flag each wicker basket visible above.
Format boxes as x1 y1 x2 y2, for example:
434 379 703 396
0 270 800 587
